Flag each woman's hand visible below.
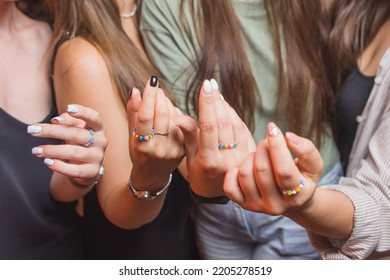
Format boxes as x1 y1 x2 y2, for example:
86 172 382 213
177 79 256 198
27 104 107 200
127 76 185 192
224 122 323 214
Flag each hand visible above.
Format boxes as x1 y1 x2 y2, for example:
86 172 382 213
127 76 185 190
177 79 256 197
27 104 107 188
224 122 323 214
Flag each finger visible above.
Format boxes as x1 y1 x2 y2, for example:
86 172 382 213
253 139 281 199
127 87 142 132
42 158 99 180
285 132 323 180
226 106 249 152
223 167 245 205
31 144 102 163
51 113 85 129
210 79 234 148
153 88 170 136
66 104 104 132
198 79 219 152
176 114 199 163
266 122 301 192
137 76 159 136
27 124 101 147
236 152 262 204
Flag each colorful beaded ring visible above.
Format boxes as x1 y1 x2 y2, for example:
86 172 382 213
133 128 155 141
82 129 95 148
218 142 238 150
283 178 305 196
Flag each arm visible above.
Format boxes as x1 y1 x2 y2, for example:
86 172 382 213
52 38 175 229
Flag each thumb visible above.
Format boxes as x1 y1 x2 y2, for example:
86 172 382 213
285 132 323 181
126 88 142 131
176 115 199 164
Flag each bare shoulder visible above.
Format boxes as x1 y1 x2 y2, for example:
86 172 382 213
54 36 108 77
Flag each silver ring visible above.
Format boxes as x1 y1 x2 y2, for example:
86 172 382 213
154 131 169 136
82 129 95 147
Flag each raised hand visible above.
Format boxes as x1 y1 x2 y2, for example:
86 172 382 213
127 76 185 193
27 104 107 200
178 79 256 199
224 122 323 214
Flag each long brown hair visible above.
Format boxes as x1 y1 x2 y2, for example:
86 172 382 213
329 0 390 90
47 0 157 106
180 0 334 143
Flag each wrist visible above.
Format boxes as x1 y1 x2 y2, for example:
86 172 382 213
128 173 172 200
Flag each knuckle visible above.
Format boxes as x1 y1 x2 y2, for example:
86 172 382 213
217 118 231 130
199 121 217 132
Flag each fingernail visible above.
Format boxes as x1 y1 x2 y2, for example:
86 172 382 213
27 125 42 134
210 79 219 91
32 147 43 155
51 116 64 123
44 158 54 166
67 104 78 114
150 75 158 87
220 94 224 100
203 80 212 95
268 122 278 137
286 132 300 145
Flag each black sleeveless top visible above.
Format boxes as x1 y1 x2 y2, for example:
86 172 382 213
52 33 198 259
0 107 83 259
336 67 374 172
83 169 198 260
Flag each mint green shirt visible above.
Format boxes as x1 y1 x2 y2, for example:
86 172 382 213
140 0 339 175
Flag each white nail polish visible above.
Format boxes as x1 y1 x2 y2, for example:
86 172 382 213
203 80 212 95
27 125 42 134
269 126 278 137
44 158 54 166
210 79 219 91
220 94 224 100
51 116 64 123
32 147 43 155
67 104 78 114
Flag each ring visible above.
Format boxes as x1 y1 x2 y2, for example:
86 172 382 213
154 131 169 136
218 142 238 150
133 128 155 141
283 178 305 196
82 129 95 147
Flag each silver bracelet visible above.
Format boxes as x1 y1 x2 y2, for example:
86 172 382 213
128 173 172 200
69 165 105 190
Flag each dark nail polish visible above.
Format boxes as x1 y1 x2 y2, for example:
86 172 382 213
150 75 158 87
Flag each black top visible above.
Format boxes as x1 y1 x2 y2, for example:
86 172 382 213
83 169 198 259
0 107 83 259
336 67 374 172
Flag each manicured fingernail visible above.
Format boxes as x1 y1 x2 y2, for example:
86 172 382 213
51 116 64 123
44 158 54 166
67 104 78 114
203 80 212 95
210 79 219 91
286 132 301 145
150 75 158 87
220 94 224 100
27 125 42 134
32 147 43 155
268 122 278 137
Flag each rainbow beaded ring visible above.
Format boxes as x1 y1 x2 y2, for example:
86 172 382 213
283 178 305 196
132 128 155 141
218 142 238 150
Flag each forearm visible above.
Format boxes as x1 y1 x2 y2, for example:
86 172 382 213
286 188 354 240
